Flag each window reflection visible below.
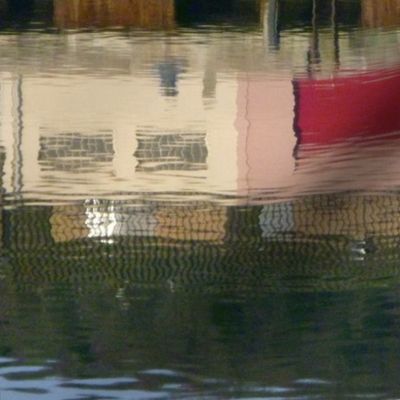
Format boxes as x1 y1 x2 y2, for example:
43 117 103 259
134 132 208 173
156 59 186 97
39 133 114 173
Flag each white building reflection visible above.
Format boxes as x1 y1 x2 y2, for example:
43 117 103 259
0 0 400 244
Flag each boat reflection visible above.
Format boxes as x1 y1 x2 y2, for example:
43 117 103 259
294 69 400 145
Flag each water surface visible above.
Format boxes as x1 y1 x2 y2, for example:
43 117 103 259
1 1 400 399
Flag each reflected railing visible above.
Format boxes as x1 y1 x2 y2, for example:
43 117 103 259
3 192 400 292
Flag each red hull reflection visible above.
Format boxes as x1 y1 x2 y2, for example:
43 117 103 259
295 68 400 145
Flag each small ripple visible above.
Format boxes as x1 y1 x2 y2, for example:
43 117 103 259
66 377 138 386
140 368 186 378
0 365 51 377
247 386 295 394
0 372 168 400
0 357 16 364
294 378 333 386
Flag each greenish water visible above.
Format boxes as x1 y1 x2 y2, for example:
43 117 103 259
1 0 400 399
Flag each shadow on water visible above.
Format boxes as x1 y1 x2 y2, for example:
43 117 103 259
0 0 53 29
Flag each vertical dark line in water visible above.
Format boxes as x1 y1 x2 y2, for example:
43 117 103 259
244 75 251 198
0 82 4 250
307 0 320 77
267 0 280 49
13 76 23 198
292 79 301 165
332 0 340 67
3 209 11 250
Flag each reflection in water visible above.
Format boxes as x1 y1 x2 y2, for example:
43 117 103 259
53 0 176 29
1 282 399 400
292 133 400 196
4 194 400 290
3 194 400 396
53 0 262 29
362 0 400 28
50 201 227 244
4 45 400 202
1 1 400 399
156 59 185 97
134 132 208 172
51 205 89 242
294 68 400 145
0 1 398 203
39 133 114 172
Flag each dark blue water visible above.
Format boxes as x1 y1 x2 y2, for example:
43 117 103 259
1 0 400 399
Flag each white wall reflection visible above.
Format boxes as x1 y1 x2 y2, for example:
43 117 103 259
0 0 399 208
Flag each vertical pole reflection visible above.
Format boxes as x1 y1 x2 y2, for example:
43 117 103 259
12 76 23 198
307 0 320 75
261 0 279 49
332 0 340 67
266 0 280 49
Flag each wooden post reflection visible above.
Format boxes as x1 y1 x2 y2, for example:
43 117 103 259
54 0 176 29
307 0 321 75
362 0 400 28
262 0 280 49
306 0 341 74
332 0 340 67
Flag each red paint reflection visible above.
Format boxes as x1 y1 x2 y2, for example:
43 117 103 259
295 68 400 145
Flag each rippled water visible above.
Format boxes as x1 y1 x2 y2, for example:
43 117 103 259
1 0 400 399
